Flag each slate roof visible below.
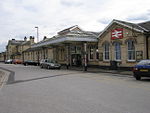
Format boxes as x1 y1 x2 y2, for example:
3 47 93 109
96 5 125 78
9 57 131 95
138 21 150 32
8 39 32 46
9 40 25 45
114 19 150 32
31 25 99 48
57 25 81 35
21 41 31 45
114 19 147 31
99 19 150 38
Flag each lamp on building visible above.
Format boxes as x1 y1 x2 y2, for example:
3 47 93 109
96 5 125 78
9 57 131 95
35 26 39 42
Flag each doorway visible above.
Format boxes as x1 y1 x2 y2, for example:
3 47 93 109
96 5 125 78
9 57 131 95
71 54 82 66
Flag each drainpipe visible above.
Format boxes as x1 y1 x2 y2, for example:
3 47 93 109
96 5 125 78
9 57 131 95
146 35 149 59
84 42 87 71
66 44 69 69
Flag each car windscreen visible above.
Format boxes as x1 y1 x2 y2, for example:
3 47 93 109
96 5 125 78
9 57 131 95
137 60 150 65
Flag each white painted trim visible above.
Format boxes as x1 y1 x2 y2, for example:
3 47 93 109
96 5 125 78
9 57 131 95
115 21 144 33
127 60 136 62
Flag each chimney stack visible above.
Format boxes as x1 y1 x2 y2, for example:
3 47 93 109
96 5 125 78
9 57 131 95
30 36 34 44
24 36 27 41
43 36 47 40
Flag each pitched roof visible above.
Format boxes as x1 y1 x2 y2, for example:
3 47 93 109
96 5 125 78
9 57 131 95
99 19 150 38
21 41 31 45
31 26 99 48
8 40 25 45
57 25 82 35
114 19 147 32
138 21 150 32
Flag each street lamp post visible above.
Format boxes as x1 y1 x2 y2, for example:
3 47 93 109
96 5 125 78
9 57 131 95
35 26 39 42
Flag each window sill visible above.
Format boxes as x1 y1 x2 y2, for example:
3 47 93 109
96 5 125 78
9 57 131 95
103 60 110 63
88 59 94 61
114 60 122 62
127 60 136 63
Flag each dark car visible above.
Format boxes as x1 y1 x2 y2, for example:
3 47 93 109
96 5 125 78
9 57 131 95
40 59 61 69
133 60 150 80
23 60 39 66
5 59 13 64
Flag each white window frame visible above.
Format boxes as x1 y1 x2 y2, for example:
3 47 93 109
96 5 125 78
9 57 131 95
114 42 121 61
89 45 94 60
103 43 110 61
127 40 136 61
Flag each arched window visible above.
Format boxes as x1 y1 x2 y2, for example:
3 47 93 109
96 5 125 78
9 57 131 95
114 42 121 60
103 43 110 60
127 40 135 60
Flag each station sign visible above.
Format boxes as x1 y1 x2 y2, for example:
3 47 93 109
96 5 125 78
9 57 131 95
111 28 123 40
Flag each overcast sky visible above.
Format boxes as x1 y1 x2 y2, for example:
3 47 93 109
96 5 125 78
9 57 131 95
0 0 150 52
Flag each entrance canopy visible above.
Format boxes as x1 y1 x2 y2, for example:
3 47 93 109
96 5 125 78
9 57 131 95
31 25 99 48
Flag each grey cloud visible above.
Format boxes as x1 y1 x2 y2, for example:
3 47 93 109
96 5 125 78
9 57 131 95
126 10 150 21
97 18 111 24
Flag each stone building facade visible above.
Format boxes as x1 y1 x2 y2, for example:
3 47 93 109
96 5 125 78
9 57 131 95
0 19 150 70
0 52 6 62
5 36 34 60
98 19 150 69
23 25 99 68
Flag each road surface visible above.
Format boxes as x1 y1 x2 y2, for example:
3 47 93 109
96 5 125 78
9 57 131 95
0 63 150 113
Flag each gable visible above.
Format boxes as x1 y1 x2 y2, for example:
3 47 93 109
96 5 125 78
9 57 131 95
57 25 82 35
98 22 143 45
99 21 143 42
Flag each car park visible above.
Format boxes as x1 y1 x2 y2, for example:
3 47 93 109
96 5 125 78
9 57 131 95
23 60 39 66
40 59 61 69
5 59 13 64
133 59 150 80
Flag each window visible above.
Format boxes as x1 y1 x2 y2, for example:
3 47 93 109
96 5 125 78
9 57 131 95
96 46 99 60
59 48 64 60
114 42 121 60
89 46 94 60
103 43 109 60
127 40 135 60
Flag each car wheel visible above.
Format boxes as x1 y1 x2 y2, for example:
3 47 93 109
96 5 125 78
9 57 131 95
135 74 141 80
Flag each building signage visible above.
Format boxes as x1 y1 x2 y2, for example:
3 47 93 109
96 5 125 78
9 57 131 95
111 28 123 40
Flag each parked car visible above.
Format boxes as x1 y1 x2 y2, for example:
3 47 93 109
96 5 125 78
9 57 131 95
133 59 150 80
23 60 39 66
13 59 23 64
5 59 13 64
40 59 61 69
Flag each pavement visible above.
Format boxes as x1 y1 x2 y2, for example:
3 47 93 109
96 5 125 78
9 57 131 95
61 65 133 75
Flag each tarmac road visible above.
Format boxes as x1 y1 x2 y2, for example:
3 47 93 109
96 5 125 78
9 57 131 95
0 63 150 113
